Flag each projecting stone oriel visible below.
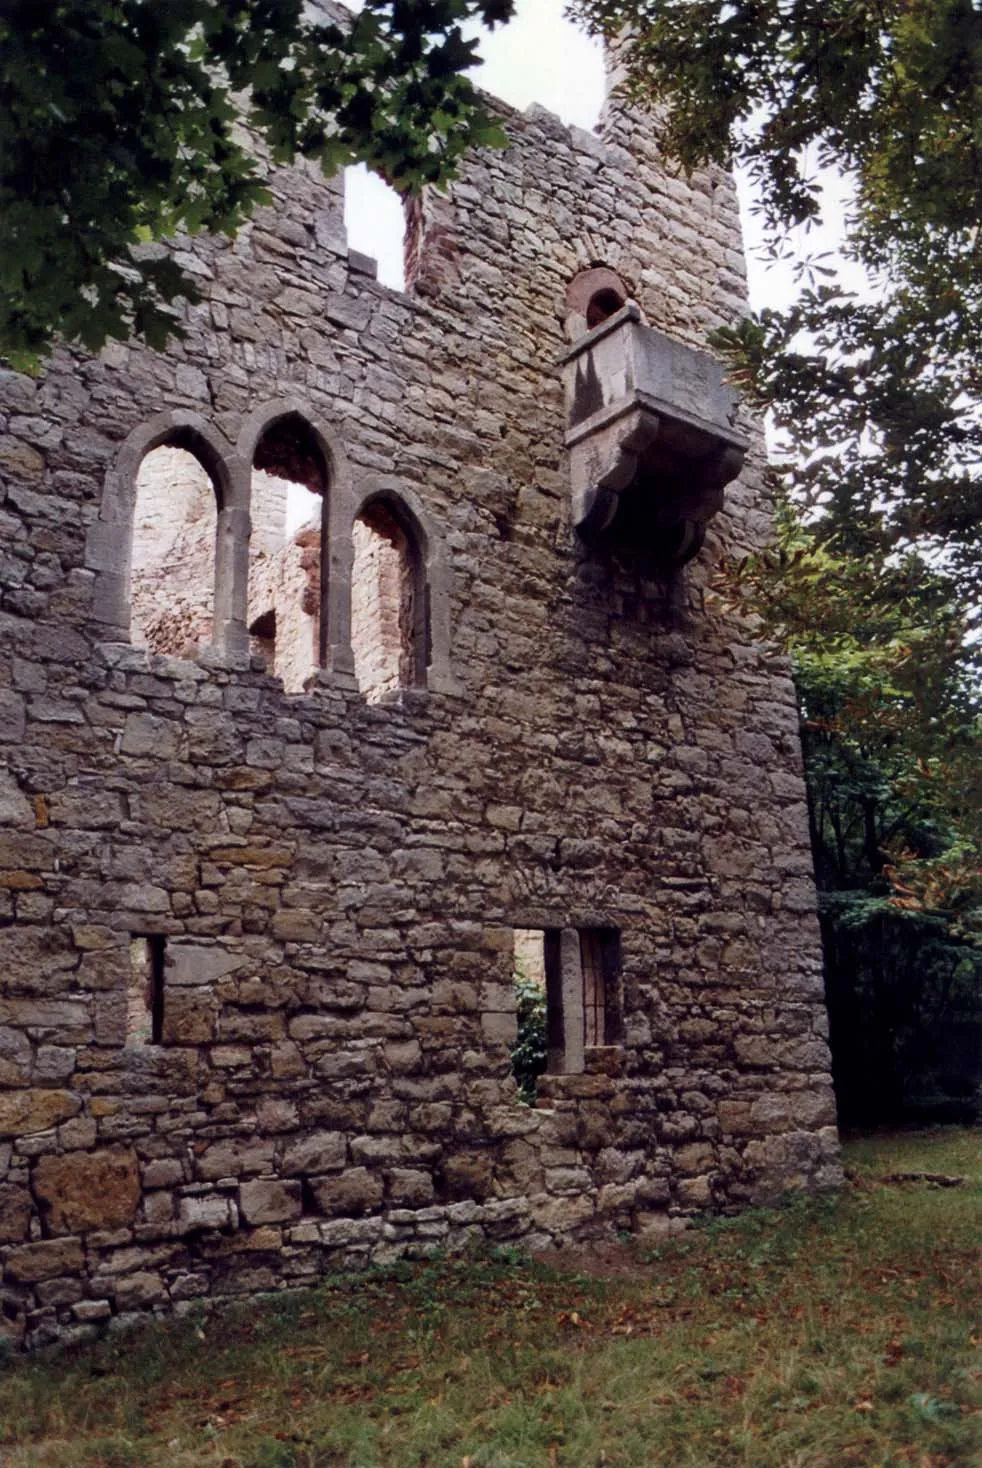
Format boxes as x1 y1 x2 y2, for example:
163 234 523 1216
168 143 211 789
562 303 748 568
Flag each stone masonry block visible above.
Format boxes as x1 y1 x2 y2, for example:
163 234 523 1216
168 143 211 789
33 1147 141 1234
239 1179 302 1225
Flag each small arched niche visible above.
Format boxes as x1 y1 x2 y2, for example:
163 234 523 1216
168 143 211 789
565 265 629 341
130 442 220 656
351 495 427 702
247 413 329 692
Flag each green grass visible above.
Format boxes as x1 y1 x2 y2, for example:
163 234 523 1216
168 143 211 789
0 1129 979 1467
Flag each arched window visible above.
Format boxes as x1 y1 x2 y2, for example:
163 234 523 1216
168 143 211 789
565 265 630 340
350 496 427 701
247 413 329 692
130 442 220 656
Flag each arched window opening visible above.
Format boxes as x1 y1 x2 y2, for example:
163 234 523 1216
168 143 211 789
247 414 328 693
351 499 425 702
586 286 625 329
131 444 219 656
565 266 631 341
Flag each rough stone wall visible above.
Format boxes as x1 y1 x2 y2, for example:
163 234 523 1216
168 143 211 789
0 69 840 1350
251 469 289 559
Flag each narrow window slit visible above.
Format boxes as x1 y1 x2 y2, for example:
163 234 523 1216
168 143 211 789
127 934 165 1046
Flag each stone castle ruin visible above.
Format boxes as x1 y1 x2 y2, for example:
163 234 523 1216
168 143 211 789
0 36 840 1348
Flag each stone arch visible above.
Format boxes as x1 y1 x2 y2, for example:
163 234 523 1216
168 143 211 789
236 398 348 489
565 265 632 341
237 399 351 688
85 411 246 652
336 477 459 697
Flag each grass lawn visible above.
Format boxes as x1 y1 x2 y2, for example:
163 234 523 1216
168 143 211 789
0 1129 978 1467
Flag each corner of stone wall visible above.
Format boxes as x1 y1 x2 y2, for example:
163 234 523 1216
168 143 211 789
403 190 461 300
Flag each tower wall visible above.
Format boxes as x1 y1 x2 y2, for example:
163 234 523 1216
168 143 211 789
0 83 839 1349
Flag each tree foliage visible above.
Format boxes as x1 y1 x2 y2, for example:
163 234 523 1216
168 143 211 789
721 515 981 1121
0 0 513 369
510 969 547 1106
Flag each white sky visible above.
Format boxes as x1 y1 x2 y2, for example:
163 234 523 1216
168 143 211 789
343 0 856 307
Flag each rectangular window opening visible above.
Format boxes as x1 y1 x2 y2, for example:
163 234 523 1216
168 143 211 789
127 934 165 1046
510 925 622 1091
580 927 623 1049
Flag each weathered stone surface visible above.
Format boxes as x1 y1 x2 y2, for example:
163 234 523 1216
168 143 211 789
161 989 218 1044
0 774 33 828
179 1194 237 1232
310 1169 384 1217
0 1184 32 1243
438 1153 493 1202
4 1239 84 1283
0 1090 81 1137
281 1131 346 1175
197 1140 276 1181
33 1148 140 1234
387 1169 435 1207
120 712 181 759
239 1179 302 1225
115 1271 166 1310
0 928 76 994
166 944 245 987
0 20 840 1349
0 691 27 745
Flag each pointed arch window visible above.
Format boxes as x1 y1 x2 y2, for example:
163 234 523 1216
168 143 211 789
130 437 221 656
350 494 428 702
247 413 330 692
